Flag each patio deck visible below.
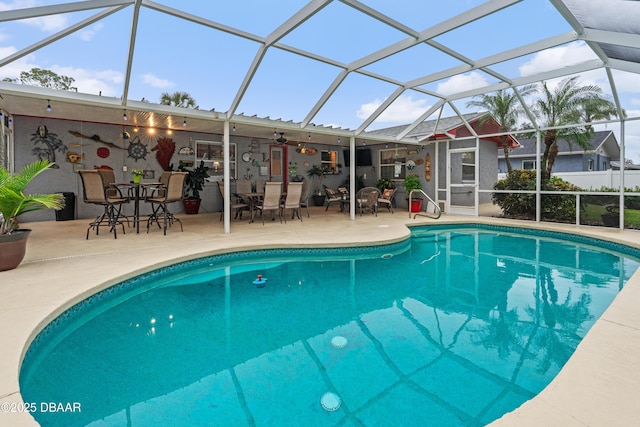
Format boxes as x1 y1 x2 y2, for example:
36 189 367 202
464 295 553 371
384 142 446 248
1 207 639 426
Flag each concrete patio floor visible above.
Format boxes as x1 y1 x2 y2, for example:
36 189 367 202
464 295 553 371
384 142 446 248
1 206 639 426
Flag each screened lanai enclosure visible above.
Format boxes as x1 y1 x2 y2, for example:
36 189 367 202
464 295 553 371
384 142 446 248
1 0 640 230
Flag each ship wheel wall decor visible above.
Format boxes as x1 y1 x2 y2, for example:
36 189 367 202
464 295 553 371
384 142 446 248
127 136 148 161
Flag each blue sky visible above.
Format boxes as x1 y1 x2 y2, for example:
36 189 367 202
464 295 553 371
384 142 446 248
1 0 640 161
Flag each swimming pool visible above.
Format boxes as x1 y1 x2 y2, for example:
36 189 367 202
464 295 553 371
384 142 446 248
19 225 640 426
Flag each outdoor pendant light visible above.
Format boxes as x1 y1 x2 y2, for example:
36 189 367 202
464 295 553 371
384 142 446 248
178 137 195 155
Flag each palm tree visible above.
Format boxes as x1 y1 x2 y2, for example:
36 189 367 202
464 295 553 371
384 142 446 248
534 77 614 180
579 96 620 132
159 91 197 109
0 160 64 234
466 85 537 173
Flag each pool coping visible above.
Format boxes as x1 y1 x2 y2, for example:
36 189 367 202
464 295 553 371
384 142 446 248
1 214 639 426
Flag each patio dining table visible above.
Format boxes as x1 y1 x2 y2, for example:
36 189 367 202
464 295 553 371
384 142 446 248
116 181 162 233
235 192 263 223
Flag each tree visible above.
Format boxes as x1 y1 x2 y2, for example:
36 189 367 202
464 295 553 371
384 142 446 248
159 91 197 109
466 85 537 173
534 77 613 181
3 68 76 91
578 96 620 132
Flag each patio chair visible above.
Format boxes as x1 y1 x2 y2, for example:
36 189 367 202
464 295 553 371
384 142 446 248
217 181 249 220
356 186 381 216
256 182 282 224
323 185 343 211
281 182 304 222
98 168 132 225
235 178 254 207
378 187 397 213
300 179 311 217
255 179 266 194
78 170 130 239
145 171 188 235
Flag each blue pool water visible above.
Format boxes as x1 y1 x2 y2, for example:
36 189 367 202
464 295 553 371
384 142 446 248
20 225 640 426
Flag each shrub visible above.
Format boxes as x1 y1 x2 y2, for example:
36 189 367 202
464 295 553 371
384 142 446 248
493 170 581 221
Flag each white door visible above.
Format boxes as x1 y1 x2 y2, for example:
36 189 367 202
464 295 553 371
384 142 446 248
447 148 477 215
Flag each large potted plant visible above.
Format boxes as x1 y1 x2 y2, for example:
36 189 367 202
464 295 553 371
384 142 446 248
307 165 326 206
180 161 210 214
403 174 423 213
0 160 64 271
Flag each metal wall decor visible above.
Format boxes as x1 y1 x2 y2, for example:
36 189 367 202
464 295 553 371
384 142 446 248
127 136 148 161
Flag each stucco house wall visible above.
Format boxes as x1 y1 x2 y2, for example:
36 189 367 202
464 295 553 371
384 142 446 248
11 116 346 223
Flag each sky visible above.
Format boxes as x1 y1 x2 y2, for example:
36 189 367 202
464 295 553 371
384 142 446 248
1 0 640 162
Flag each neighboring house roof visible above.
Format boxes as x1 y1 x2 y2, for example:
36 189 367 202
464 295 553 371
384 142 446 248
501 130 620 161
365 112 520 148
611 161 640 170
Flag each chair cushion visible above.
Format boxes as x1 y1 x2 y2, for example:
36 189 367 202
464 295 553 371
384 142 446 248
382 189 394 199
326 188 338 199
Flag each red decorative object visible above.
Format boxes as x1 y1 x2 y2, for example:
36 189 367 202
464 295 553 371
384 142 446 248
151 137 176 171
97 147 110 158
183 198 201 214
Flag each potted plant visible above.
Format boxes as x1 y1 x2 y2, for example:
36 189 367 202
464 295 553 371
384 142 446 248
179 161 210 214
307 165 326 206
403 174 423 212
601 203 620 228
131 168 144 183
0 160 64 271
376 177 394 191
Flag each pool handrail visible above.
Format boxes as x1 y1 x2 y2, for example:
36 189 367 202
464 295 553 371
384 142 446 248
409 189 441 220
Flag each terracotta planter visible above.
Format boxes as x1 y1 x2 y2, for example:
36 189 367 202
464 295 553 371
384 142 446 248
183 198 201 214
0 229 31 271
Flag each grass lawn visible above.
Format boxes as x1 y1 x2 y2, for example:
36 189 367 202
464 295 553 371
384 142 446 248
581 204 640 228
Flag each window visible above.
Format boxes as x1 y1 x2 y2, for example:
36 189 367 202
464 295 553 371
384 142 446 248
462 151 475 182
379 147 408 180
195 140 236 178
522 160 536 170
320 150 339 174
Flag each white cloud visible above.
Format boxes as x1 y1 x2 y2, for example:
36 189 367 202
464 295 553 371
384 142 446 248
519 41 597 77
0 47 123 98
77 23 104 42
51 65 123 96
620 110 640 163
0 1 66 31
609 70 640 94
357 94 430 123
0 46 38 78
0 0 37 11
435 71 488 96
141 73 173 89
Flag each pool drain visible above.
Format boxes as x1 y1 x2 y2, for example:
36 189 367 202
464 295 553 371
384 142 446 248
331 336 348 348
320 392 341 412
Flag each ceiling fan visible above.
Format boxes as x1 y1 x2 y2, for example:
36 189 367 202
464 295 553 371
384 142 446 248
276 132 287 143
